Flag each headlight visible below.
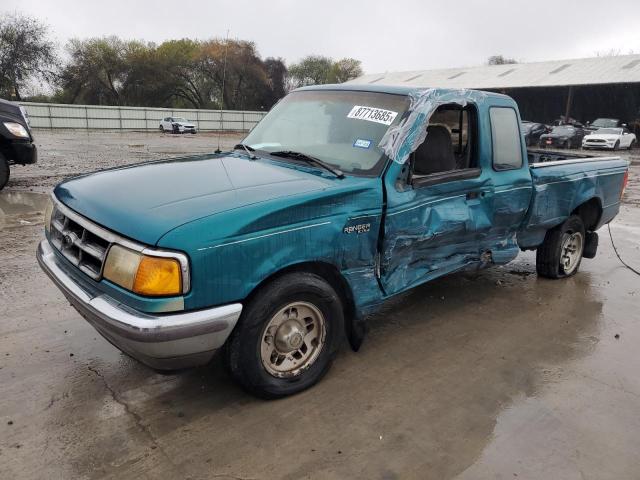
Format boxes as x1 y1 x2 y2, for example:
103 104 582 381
103 244 188 296
3 122 29 138
43 196 54 232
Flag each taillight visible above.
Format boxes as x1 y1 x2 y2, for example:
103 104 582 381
620 170 629 200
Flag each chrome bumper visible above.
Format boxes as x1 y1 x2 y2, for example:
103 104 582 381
37 240 242 370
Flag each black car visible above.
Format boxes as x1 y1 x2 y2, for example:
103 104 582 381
521 121 548 146
0 98 37 190
538 125 585 149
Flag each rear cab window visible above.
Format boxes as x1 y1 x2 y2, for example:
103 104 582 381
490 107 523 170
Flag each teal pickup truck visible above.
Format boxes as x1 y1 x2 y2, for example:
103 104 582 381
38 85 629 398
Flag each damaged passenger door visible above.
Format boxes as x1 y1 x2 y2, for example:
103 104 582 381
380 104 493 295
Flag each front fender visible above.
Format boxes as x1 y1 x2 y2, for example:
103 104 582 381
158 178 384 312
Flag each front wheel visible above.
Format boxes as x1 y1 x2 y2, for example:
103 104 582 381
225 272 344 398
614 140 620 151
159 125 164 133
0 154 9 191
536 215 585 279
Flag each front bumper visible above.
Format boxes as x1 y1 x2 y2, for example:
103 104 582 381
583 141 615 149
37 240 242 370
6 141 37 164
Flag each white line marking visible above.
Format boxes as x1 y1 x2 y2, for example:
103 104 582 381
198 221 332 251
387 194 467 217
535 170 624 187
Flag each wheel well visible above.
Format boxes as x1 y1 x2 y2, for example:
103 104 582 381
245 261 356 331
572 198 602 231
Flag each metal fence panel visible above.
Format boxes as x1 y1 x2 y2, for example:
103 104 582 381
19 102 267 132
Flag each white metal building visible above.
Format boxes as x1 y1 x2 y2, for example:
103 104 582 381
348 54 640 129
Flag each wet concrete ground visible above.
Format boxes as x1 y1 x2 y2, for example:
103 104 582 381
1 131 640 479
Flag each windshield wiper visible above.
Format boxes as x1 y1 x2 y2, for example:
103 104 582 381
233 143 257 159
270 150 344 179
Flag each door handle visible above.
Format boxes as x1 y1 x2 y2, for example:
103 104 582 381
466 190 489 200
466 191 480 200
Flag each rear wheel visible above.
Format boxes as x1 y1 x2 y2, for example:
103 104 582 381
0 154 9 191
225 272 344 398
629 139 636 150
536 215 585 279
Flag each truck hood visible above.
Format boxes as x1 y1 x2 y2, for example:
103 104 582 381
54 153 334 245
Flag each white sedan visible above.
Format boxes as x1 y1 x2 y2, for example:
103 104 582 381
582 127 636 150
159 117 197 134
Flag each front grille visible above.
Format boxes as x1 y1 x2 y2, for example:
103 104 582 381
49 207 110 280
586 139 606 143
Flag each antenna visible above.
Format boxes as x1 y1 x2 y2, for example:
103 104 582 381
215 30 230 154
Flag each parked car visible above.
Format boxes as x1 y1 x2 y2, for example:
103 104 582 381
583 127 637 150
0 98 37 190
159 117 197 134
521 121 548 146
585 118 625 132
539 125 585 149
38 85 629 398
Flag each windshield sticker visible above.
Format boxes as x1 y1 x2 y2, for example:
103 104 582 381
347 106 398 126
353 138 372 149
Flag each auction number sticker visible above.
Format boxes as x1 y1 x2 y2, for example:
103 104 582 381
347 105 398 126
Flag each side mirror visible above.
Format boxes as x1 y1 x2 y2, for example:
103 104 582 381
622 123 627 127
586 121 591 126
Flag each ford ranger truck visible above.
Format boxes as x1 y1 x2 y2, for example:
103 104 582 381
37 85 629 398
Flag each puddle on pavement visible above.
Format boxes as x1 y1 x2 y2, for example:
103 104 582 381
0 191 49 229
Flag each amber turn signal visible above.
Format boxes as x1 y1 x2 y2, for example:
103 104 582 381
133 256 182 296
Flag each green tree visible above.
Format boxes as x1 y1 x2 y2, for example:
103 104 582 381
329 58 363 83
263 57 287 108
288 55 333 88
58 36 129 105
0 12 58 100
289 55 363 88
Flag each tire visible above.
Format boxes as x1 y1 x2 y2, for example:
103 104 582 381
159 125 164 133
629 140 636 150
0 154 9 191
613 140 620 151
225 272 344 398
536 215 585 279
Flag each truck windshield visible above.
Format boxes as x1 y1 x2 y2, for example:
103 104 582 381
243 90 409 176
591 118 618 128
552 126 575 134
596 128 622 135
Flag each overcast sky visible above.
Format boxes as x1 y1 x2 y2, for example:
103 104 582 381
4 0 640 73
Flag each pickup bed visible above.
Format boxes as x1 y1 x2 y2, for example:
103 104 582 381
37 85 629 398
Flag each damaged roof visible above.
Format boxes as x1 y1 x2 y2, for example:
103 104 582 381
346 54 640 90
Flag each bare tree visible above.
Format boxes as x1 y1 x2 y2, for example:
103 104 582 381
0 12 58 100
487 55 517 66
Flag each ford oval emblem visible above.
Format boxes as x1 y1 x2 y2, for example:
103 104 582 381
62 233 75 247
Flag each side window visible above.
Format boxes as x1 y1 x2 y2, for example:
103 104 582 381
490 107 523 170
410 104 478 182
